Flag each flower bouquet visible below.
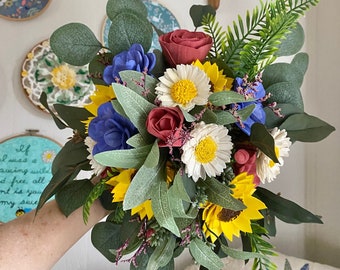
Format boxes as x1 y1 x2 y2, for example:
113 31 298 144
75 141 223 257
37 0 335 269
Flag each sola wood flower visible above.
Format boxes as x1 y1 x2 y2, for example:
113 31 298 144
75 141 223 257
181 122 233 181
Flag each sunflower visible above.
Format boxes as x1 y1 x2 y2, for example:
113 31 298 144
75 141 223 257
105 168 154 220
256 127 292 183
181 122 233 182
193 60 233 92
155 64 211 112
202 172 266 242
83 84 116 130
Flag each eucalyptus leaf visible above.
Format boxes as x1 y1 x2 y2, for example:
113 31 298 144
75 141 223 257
276 22 305 57
108 13 152 55
55 179 93 217
266 81 304 111
264 103 304 129
189 106 217 124
256 187 323 224
112 83 156 143
89 53 114 85
94 144 153 169
199 177 245 211
151 180 181 237
262 62 304 89
123 155 166 210
106 0 147 21
209 91 249 106
50 23 102 66
189 238 223 270
146 236 175 270
291 52 309 75
280 113 335 142
53 104 93 136
111 99 127 119
189 5 216 28
126 133 147 148
250 123 279 164
144 140 160 168
170 172 191 202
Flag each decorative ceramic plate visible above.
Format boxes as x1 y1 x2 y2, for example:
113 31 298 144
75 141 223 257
0 134 61 223
21 39 95 113
0 0 51 21
102 0 180 52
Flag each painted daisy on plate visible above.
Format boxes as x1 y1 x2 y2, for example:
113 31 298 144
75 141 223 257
202 172 267 242
256 127 292 183
181 121 233 182
155 64 210 111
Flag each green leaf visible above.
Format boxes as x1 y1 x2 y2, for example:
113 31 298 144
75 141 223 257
189 106 217 124
50 23 102 66
264 103 304 129
284 259 293 270
291 52 309 75
189 5 216 28
147 236 176 270
280 113 335 142
208 91 250 106
94 144 153 169
89 53 114 85
256 187 323 224
39 92 68 130
112 83 156 142
119 70 158 103
199 177 245 211
276 22 305 57
123 155 166 210
151 180 180 237
262 62 304 89
108 13 152 55
266 82 304 111
106 0 147 21
170 172 191 202
53 104 93 137
250 123 279 164
55 179 93 217
144 140 159 168
126 133 147 148
215 104 256 126
220 244 266 260
189 238 223 270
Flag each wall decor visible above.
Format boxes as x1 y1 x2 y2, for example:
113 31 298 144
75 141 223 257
21 39 95 113
0 132 61 223
102 0 180 52
0 0 51 21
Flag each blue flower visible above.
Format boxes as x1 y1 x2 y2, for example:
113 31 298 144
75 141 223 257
103 43 156 85
88 102 138 155
233 77 266 136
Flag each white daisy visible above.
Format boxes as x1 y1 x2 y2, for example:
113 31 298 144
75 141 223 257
256 128 292 183
181 122 233 182
84 136 106 175
155 64 211 112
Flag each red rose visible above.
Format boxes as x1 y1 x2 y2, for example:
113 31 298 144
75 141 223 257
159 29 212 67
146 107 184 147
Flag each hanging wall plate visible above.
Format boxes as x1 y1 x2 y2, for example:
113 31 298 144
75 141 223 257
0 0 51 21
0 133 61 223
102 0 180 52
21 39 95 113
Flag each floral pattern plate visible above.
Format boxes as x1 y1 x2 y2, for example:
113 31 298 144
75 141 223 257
0 0 50 21
102 0 180 52
0 134 61 223
21 40 95 113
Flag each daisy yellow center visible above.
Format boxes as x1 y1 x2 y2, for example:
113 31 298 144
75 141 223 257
170 79 197 106
269 146 280 167
194 136 217 163
51 64 77 90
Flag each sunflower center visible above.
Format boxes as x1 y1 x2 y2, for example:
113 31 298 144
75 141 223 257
269 146 280 167
170 79 197 106
194 136 217 163
51 64 77 90
217 208 242 222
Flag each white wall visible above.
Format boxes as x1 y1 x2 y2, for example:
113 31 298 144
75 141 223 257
1 0 339 269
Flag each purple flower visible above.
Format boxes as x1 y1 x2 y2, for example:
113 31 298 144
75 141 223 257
103 44 156 85
233 77 266 136
88 102 138 155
